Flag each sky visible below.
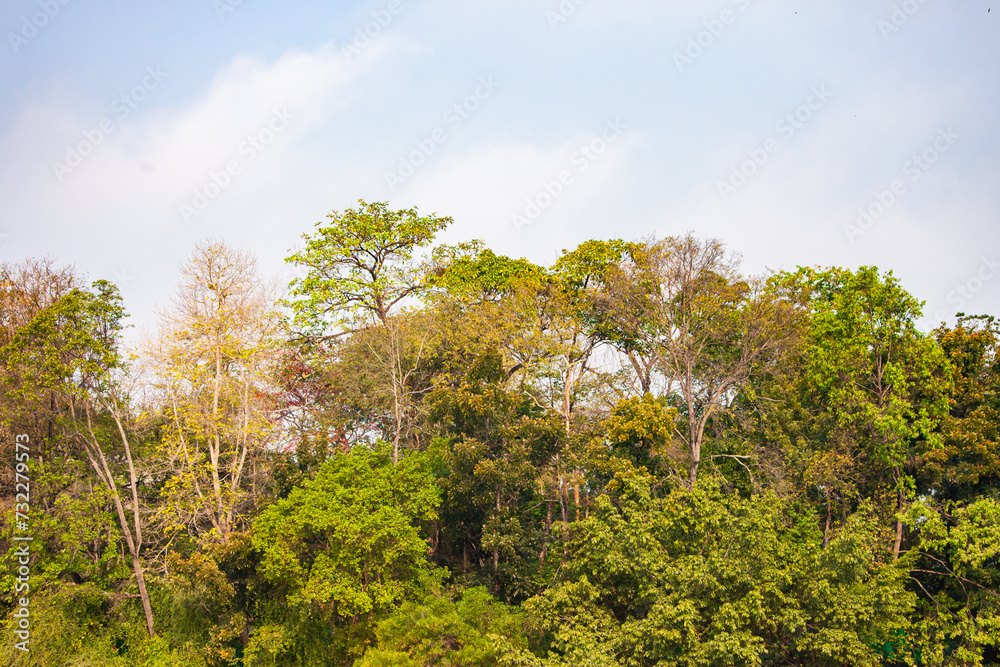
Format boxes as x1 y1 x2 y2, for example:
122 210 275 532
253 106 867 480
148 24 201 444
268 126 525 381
1 0 997 337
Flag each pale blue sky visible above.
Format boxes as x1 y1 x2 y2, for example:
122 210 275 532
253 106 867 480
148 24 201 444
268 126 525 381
1 0 997 335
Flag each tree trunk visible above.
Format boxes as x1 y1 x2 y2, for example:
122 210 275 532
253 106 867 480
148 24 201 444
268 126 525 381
133 554 156 636
562 359 573 435
83 438 155 637
822 496 832 549
539 495 555 571
573 483 580 521
82 402 156 636
211 342 229 541
892 485 904 560
559 479 568 526
686 366 700 485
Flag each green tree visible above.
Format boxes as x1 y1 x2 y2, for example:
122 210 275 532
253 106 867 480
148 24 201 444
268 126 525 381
428 362 560 601
920 314 1000 500
775 266 951 558
526 468 915 667
286 199 452 333
904 497 1000 664
0 270 157 637
250 443 440 664
429 245 552 399
286 200 452 464
358 576 532 666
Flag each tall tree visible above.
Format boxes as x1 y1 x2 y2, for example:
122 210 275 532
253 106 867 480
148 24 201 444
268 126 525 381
920 314 1000 500
603 235 801 484
1 272 156 636
777 266 951 558
430 246 594 576
286 200 452 463
549 239 633 432
146 241 281 543
286 200 452 333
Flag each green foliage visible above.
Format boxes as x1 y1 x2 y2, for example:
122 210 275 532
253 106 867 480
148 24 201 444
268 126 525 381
921 315 1000 500
1 278 124 393
286 199 452 331
433 247 549 303
527 469 915 666
429 368 558 601
0 458 127 609
161 541 249 664
250 442 440 662
904 498 1000 664
770 266 952 548
0 590 209 667
551 239 633 290
357 573 532 666
8 231 1000 666
795 266 949 466
243 623 295 666
602 393 678 473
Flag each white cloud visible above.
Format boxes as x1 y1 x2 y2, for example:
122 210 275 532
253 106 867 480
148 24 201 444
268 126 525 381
0 34 409 336
395 123 647 261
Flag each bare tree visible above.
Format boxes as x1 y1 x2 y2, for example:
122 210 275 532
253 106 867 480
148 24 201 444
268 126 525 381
605 235 801 484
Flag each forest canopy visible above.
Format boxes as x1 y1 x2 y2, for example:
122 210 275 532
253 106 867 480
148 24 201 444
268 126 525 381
2 200 998 666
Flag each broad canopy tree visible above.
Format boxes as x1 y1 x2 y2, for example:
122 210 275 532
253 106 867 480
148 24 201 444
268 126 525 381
286 199 453 334
286 200 453 464
250 444 440 664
